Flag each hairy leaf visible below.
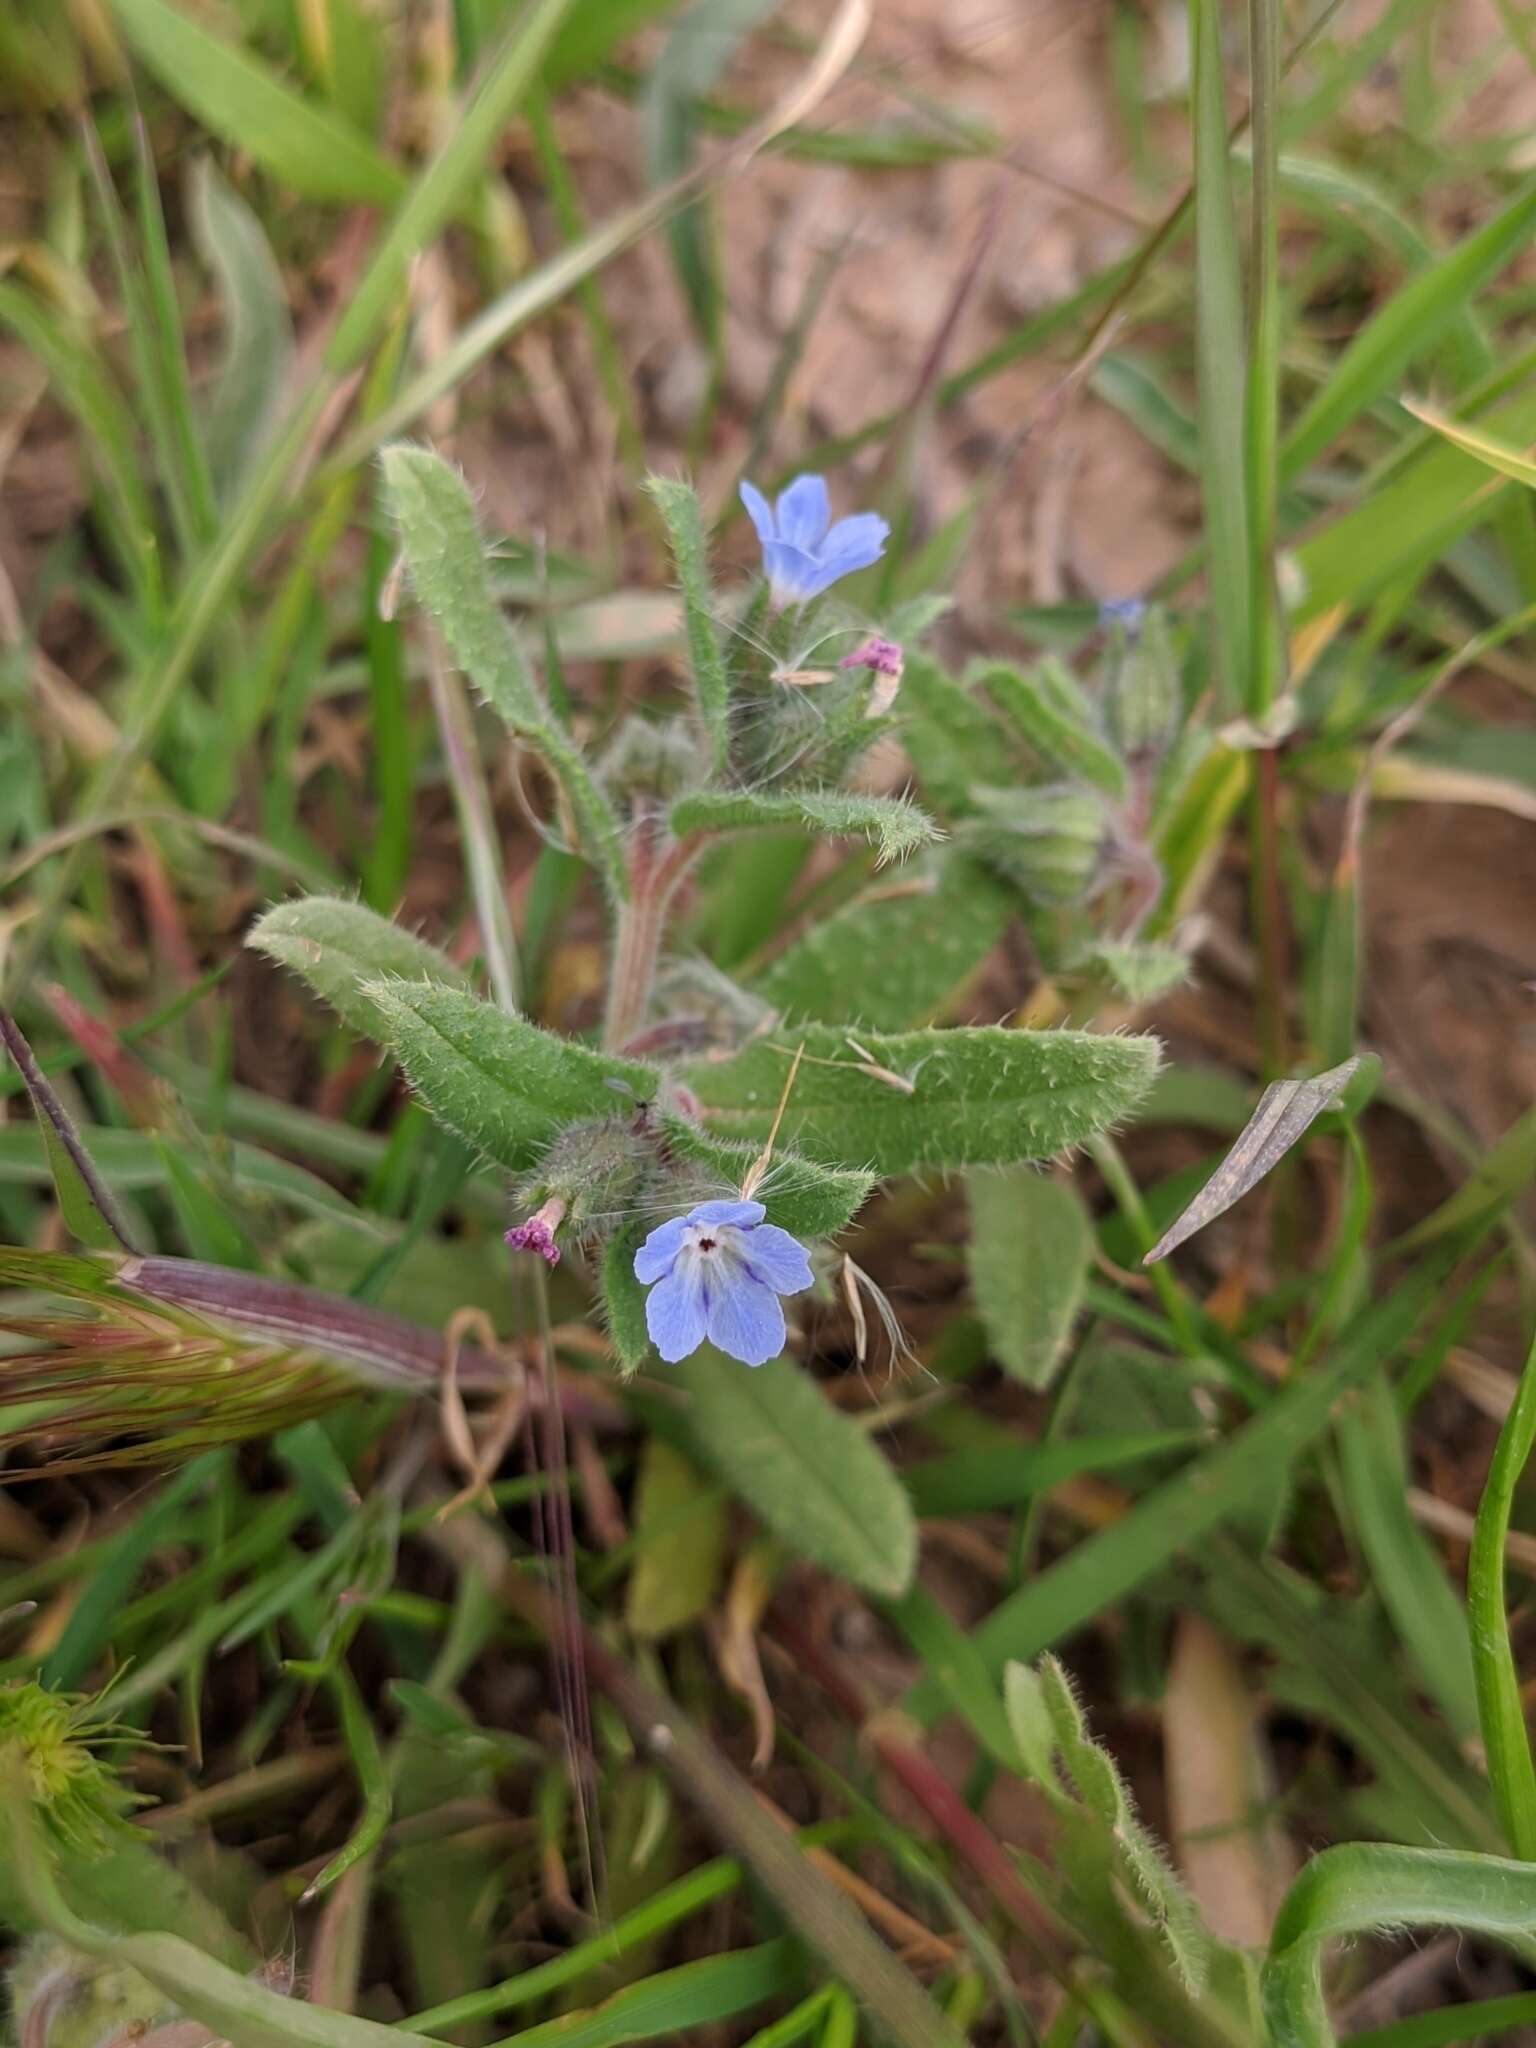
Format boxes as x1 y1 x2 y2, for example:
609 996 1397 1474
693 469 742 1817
249 897 466 1044
644 474 732 769
967 1170 1093 1389
670 788 938 867
683 1025 1160 1174
381 445 627 899
364 980 658 1172
754 856 1012 1030
977 660 1127 799
674 1351 916 1595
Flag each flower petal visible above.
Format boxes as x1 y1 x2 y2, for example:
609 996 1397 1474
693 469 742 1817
705 1271 786 1367
763 539 823 606
645 1254 708 1362
817 511 889 578
739 480 776 546
686 1198 766 1229
633 1214 690 1284
737 1222 813 1294
775 474 830 552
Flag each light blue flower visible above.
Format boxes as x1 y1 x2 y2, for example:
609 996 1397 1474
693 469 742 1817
633 1198 813 1367
739 473 889 607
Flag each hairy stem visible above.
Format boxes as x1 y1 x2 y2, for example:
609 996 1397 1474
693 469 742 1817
601 827 701 1052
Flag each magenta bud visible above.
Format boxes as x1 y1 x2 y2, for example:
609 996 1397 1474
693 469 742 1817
505 1196 566 1266
838 636 902 677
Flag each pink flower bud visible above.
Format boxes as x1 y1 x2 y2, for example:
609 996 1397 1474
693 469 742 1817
505 1196 567 1266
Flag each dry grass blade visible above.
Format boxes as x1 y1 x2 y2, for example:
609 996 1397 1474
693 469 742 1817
1144 1057 1362 1265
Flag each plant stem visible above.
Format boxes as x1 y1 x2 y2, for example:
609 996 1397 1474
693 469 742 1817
601 827 700 1052
1468 1324 1536 1860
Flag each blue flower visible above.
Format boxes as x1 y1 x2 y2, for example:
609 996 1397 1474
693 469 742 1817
633 1198 813 1367
739 473 889 608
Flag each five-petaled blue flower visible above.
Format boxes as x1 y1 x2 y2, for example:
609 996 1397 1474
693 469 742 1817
740 473 889 608
633 1199 813 1367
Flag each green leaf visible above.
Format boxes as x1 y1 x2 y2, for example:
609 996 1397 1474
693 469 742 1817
1077 939 1191 1004
380 444 627 900
106 0 403 204
657 1117 875 1238
624 1437 728 1639
643 474 732 769
683 1025 1161 1175
249 896 467 1044
976 660 1127 799
1293 382 1536 623
600 1220 653 1376
186 158 294 505
966 1170 1092 1389
1263 1843 1536 2048
753 856 1012 1030
364 980 658 1173
669 789 939 867
1282 174 1536 484
673 1351 916 1595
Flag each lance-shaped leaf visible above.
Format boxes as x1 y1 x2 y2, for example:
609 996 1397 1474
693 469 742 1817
683 1025 1161 1175
249 897 466 1045
755 856 1012 1030
673 1350 916 1596
977 659 1127 799
381 445 627 900
670 788 938 868
364 980 658 1172
967 1170 1093 1389
644 474 732 770
1144 1056 1364 1265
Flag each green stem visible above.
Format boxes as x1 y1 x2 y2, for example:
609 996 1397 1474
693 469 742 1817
1468 1324 1536 1858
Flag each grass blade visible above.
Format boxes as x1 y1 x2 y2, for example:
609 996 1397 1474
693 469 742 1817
107 0 403 203
1189 0 1251 710
1281 173 1536 483
1468 1326 1536 1859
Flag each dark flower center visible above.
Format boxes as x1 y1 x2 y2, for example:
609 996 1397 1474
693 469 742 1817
696 1236 717 1252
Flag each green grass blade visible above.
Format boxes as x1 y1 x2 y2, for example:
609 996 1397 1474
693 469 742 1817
903 1255 1452 1714
1281 173 1536 483
1468 1326 1536 1859
107 0 400 202
1348 1995 1536 2048
0 279 162 612
1244 0 1283 714
1189 0 1251 710
1336 1375 1480 1743
325 0 576 369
